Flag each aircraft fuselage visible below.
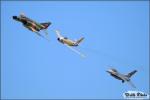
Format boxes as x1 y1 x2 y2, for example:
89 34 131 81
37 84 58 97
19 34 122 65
58 38 77 46
13 16 42 32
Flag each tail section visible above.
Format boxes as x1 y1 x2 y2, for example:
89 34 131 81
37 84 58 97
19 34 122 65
75 37 84 45
126 70 137 78
41 22 51 29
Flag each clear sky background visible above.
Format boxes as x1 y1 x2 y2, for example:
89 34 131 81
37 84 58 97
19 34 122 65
1 1 149 99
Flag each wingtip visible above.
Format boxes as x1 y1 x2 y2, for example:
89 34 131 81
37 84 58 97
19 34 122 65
54 29 60 32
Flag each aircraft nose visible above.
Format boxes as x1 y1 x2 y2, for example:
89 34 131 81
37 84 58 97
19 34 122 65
12 16 17 19
106 70 110 73
106 69 113 74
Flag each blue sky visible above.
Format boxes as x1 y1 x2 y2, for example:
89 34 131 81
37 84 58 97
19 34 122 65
1 1 149 99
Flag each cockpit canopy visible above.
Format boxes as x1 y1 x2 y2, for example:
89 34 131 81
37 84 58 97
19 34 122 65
64 37 68 39
111 68 117 72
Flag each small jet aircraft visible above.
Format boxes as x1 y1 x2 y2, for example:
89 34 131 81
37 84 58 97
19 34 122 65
106 68 137 88
13 13 51 39
55 30 85 57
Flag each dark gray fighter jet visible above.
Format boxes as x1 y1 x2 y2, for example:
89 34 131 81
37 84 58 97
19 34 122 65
106 68 137 88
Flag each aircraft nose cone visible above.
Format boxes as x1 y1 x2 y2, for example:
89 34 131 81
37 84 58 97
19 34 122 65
106 70 110 73
106 69 113 74
12 16 17 19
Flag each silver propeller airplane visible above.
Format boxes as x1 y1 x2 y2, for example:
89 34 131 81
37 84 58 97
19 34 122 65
106 68 137 88
55 30 85 57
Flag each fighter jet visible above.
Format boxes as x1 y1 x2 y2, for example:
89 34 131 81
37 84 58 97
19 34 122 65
106 68 137 88
55 30 85 57
12 13 51 39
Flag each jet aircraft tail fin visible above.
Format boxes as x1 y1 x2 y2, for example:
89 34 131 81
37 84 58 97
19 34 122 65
75 37 84 45
41 22 51 29
126 70 137 78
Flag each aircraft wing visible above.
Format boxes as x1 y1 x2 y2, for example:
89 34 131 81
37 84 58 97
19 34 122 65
43 29 49 35
34 32 44 38
20 13 45 29
65 44 85 58
34 32 49 41
20 13 35 23
43 29 50 41
55 30 62 38
118 74 136 88
127 80 136 88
